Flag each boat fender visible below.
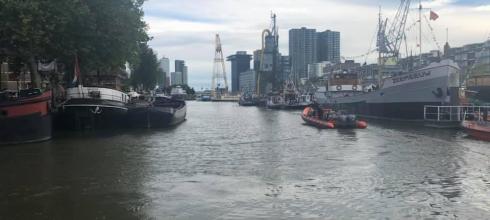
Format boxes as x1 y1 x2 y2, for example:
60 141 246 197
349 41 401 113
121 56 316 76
357 121 368 129
336 85 342 91
352 85 358 91
326 122 335 129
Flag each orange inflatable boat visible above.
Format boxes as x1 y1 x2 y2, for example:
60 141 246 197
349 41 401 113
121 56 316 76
301 107 367 129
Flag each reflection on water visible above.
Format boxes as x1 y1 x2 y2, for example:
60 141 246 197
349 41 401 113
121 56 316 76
1 101 490 219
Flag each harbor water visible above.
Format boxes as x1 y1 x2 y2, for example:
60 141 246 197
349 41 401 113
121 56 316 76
1 101 490 219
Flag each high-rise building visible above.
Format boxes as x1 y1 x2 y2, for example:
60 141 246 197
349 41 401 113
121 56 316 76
289 27 317 81
175 60 185 73
182 66 188 85
158 57 170 87
317 30 340 63
175 60 188 85
227 51 252 94
171 72 183 85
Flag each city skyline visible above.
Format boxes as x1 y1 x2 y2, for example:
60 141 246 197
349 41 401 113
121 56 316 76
144 0 490 90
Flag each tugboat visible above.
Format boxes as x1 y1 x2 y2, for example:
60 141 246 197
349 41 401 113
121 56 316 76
0 89 52 144
267 79 313 109
238 92 256 106
127 87 186 128
301 106 367 129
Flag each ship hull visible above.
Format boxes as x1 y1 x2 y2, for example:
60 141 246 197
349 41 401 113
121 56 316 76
59 98 127 129
0 91 52 145
317 60 461 121
462 121 490 141
0 114 52 145
127 105 186 128
329 101 443 120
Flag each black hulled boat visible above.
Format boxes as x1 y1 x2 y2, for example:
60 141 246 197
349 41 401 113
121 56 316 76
127 87 186 128
58 86 129 129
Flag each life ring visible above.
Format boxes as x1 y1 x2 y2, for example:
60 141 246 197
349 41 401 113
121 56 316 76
352 85 358 91
336 85 342 91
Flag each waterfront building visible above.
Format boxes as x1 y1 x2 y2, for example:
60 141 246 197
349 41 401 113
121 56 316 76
280 56 291 81
158 57 170 87
317 30 340 63
308 61 333 78
175 60 185 73
239 70 256 94
0 62 8 89
171 72 183 85
183 66 188 85
227 51 252 94
174 60 189 85
289 27 317 81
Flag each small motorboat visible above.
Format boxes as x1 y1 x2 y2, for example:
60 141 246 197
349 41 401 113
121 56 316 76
462 111 490 141
301 107 367 129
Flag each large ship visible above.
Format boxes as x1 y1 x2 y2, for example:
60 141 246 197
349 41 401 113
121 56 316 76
317 60 461 120
316 1 464 120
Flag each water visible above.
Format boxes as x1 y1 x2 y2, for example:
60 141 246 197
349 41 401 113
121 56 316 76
1 101 490 219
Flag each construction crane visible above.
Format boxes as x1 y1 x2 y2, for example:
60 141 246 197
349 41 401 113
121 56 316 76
211 34 228 98
376 0 411 86
257 13 279 96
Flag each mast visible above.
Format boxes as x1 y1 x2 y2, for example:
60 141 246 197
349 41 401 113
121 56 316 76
378 6 383 87
419 0 422 63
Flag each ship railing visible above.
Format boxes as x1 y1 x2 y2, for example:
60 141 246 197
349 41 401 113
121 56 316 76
66 87 129 103
424 105 490 122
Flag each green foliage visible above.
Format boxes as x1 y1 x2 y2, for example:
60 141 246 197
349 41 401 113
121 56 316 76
130 43 160 90
0 0 149 87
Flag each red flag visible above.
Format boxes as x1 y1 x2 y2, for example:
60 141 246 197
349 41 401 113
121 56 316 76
72 55 80 84
430 10 439 21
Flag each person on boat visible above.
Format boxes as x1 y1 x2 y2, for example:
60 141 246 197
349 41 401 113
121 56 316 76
310 101 323 118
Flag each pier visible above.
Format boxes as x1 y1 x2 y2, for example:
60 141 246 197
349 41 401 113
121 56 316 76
423 105 490 128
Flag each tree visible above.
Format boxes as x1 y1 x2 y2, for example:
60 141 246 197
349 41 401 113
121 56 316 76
0 0 149 88
130 43 160 90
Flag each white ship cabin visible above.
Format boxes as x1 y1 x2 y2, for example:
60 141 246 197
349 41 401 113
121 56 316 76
170 86 187 100
327 72 363 95
65 86 129 104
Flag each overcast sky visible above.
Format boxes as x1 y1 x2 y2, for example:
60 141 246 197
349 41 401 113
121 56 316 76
143 0 490 90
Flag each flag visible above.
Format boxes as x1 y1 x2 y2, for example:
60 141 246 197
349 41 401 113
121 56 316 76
72 55 80 85
430 10 439 21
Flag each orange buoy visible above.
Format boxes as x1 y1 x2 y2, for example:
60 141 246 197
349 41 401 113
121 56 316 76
357 120 368 129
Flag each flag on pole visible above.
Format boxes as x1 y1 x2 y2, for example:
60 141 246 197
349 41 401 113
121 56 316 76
72 55 80 85
430 10 439 21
